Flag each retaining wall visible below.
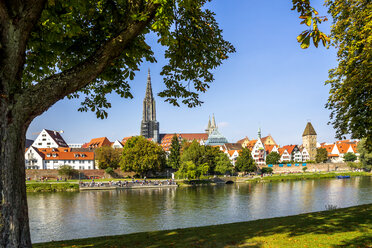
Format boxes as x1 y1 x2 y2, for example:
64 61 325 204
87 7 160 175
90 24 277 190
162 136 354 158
259 163 350 173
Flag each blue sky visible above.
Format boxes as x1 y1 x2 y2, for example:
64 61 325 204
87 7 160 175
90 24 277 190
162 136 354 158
27 0 340 146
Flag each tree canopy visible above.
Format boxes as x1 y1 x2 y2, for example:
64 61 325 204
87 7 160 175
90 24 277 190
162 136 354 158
325 0 372 149
266 152 281 165
167 134 181 169
343 152 357 162
357 138 372 171
95 146 122 169
316 148 328 163
235 148 256 173
214 153 233 175
120 136 166 177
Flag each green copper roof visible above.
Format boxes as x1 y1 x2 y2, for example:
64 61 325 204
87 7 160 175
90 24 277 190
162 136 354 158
205 129 228 146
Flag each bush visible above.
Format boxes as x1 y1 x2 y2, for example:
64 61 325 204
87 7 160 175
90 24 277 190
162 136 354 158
58 165 78 179
261 167 273 174
302 166 308 172
105 167 114 175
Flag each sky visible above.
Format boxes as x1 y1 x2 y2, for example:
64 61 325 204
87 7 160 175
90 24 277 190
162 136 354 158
27 0 341 146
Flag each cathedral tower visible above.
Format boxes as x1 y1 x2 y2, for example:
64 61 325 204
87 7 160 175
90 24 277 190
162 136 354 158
140 70 159 142
302 122 317 161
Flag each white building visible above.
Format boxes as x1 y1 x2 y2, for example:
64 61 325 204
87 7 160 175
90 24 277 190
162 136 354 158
111 140 124 149
32 129 68 148
25 147 95 170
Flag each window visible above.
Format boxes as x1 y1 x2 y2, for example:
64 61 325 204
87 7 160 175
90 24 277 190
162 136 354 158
88 166 91 169
42 138 46 141
47 142 51 145
42 134 46 137
38 143 42 145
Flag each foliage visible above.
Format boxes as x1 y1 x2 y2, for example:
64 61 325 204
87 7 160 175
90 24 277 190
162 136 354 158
343 152 357 162
266 152 280 165
302 166 308 172
175 161 209 180
105 167 114 175
180 141 221 174
167 134 181 169
316 148 328 163
26 183 79 192
215 153 233 175
292 0 330 49
261 167 273 174
325 0 372 149
235 148 256 173
120 136 166 177
95 146 122 169
58 165 78 179
357 139 372 171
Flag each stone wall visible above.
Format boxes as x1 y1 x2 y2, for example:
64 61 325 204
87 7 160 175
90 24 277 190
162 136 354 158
26 169 135 180
259 163 350 173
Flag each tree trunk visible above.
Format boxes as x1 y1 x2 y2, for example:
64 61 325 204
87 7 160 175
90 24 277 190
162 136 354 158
0 103 31 247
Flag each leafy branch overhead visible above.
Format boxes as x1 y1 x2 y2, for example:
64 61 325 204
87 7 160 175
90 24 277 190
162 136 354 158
292 0 330 49
22 0 330 120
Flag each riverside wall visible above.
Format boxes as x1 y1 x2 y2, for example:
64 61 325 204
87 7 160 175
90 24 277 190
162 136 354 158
26 169 135 180
259 163 351 173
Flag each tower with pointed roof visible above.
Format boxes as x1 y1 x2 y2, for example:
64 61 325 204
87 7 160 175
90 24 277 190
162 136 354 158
205 114 217 135
302 122 317 161
140 69 159 142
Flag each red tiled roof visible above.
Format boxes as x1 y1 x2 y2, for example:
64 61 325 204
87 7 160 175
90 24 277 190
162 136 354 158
179 133 208 141
321 144 335 154
82 137 111 148
282 145 297 154
336 143 350 154
36 148 94 160
227 150 240 156
277 148 288 156
265 145 276 154
121 136 133 144
328 154 339 157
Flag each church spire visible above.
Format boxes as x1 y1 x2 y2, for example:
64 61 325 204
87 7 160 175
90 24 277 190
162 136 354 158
140 69 159 142
212 114 216 128
145 68 153 100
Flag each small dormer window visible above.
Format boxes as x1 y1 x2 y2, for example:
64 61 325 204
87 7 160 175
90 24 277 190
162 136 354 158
47 154 51 157
74 154 79 158
64 149 68 152
52 154 57 157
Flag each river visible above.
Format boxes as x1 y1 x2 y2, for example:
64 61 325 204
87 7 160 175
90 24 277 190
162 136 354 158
28 176 372 243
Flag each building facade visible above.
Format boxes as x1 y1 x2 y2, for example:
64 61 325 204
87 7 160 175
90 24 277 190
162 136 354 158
140 70 160 143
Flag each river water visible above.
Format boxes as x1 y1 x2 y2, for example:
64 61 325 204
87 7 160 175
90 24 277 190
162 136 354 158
28 177 372 243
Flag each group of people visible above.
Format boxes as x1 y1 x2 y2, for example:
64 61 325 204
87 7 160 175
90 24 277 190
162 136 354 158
79 179 176 188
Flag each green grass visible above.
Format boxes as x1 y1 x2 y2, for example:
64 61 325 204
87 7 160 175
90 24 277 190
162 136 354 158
26 183 79 192
33 204 372 248
247 171 371 183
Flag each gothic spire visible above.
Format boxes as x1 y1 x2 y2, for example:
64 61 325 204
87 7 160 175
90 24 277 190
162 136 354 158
212 114 216 128
145 68 153 100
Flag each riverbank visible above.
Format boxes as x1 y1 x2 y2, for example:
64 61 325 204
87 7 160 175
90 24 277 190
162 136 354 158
34 203 372 247
26 183 79 192
246 171 371 183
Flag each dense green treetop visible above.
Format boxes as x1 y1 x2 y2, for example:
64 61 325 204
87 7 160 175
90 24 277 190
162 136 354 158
95 146 122 169
214 153 233 175
316 148 328 163
266 152 281 165
343 152 357 162
120 136 166 176
325 0 371 149
357 138 372 171
167 134 181 169
235 148 256 173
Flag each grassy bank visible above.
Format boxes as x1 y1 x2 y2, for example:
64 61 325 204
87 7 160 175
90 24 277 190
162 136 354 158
27 183 79 192
34 204 372 247
247 171 371 183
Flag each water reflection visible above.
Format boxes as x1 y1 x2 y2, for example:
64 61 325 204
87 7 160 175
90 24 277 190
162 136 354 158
28 177 372 243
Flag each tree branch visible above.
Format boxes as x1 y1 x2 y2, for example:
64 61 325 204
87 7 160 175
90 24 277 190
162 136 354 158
18 1 159 122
